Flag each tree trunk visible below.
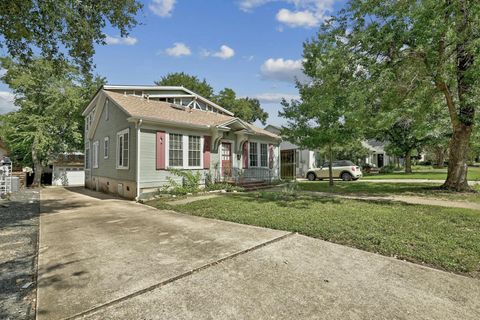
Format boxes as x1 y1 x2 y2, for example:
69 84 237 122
31 148 43 187
328 144 334 187
434 146 446 169
404 150 412 173
442 123 472 191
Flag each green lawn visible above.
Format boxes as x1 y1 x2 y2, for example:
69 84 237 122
147 193 480 278
363 166 480 181
298 181 480 203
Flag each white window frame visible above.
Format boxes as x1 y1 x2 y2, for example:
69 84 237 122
188 135 201 167
166 131 204 169
104 137 109 159
248 141 270 168
260 143 268 168
92 141 99 169
249 142 258 167
85 141 90 170
168 133 184 168
116 128 129 170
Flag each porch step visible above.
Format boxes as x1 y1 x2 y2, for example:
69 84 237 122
235 180 272 191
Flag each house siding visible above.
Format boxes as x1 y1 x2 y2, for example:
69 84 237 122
137 127 280 197
85 92 137 197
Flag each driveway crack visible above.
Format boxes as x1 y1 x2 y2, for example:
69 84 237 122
65 232 295 320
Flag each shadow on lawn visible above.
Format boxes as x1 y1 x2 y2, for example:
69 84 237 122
298 181 452 196
232 192 343 210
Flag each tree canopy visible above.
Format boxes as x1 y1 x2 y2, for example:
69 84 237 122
0 57 104 185
282 0 479 191
155 72 269 125
0 0 142 73
335 0 480 190
280 27 364 186
215 88 268 125
155 72 215 99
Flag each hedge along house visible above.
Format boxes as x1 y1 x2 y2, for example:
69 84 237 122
82 85 281 199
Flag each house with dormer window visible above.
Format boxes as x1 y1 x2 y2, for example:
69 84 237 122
82 85 281 199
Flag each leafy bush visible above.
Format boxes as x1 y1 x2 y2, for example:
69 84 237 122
379 164 396 173
282 180 299 195
161 169 201 195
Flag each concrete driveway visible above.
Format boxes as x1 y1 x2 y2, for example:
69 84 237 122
38 187 480 320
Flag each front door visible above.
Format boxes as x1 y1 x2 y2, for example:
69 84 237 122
221 142 232 177
280 150 295 179
377 154 384 168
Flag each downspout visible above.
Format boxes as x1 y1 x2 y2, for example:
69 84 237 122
136 119 143 201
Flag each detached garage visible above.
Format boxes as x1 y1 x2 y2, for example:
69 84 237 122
52 153 85 186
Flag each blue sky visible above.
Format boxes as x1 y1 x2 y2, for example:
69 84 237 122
0 0 347 125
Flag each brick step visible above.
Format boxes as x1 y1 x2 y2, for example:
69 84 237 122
236 180 268 186
242 184 272 191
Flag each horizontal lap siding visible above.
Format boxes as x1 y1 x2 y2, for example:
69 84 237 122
89 93 136 182
139 129 210 189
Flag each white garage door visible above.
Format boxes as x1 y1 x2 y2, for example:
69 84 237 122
53 167 85 186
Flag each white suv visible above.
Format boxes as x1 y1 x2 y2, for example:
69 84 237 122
306 160 362 181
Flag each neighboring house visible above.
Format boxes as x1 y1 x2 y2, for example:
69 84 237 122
264 125 318 179
362 139 396 168
83 85 281 199
0 140 9 159
52 153 85 186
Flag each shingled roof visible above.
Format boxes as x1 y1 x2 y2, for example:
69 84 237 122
104 90 280 140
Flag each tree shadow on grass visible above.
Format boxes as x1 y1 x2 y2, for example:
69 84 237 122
231 192 343 210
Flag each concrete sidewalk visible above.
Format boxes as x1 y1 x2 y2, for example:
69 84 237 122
37 187 480 320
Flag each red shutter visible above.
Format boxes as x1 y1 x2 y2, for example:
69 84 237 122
269 144 274 169
243 141 249 169
156 131 166 170
203 136 211 169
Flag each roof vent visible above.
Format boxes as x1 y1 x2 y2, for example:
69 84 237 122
170 103 186 111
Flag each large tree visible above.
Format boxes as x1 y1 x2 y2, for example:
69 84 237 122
280 27 364 186
0 57 104 186
155 73 269 124
338 0 480 191
155 72 215 99
215 88 268 125
0 0 142 73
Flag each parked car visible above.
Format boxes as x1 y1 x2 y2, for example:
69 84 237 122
306 160 362 181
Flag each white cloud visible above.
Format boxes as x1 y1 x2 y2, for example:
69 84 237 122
276 9 318 28
0 91 17 114
105 35 138 46
164 42 191 57
213 45 235 59
260 58 306 82
252 92 300 104
202 45 235 60
0 68 6 77
239 0 273 12
239 0 335 28
149 0 176 17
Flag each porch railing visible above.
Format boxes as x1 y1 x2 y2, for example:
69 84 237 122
213 166 275 184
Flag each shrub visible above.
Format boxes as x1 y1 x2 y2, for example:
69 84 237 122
161 169 201 195
379 164 396 173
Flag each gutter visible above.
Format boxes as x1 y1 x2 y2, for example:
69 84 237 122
127 116 211 130
135 119 143 201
